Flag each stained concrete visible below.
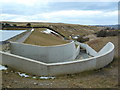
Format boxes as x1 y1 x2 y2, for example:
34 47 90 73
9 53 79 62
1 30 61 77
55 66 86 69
0 42 114 76
10 41 80 63
15 29 34 42
0 30 32 51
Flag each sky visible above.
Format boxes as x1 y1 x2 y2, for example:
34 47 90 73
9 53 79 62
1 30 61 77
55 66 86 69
0 0 118 25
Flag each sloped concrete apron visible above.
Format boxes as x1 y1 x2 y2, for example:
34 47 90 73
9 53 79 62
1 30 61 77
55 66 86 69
0 29 33 51
0 41 114 76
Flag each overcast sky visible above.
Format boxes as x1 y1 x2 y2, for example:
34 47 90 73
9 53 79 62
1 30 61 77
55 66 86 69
0 0 118 25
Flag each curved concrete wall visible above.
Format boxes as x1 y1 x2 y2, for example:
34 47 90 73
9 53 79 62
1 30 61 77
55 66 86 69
0 51 48 76
0 42 114 76
78 42 98 56
10 41 79 63
47 42 114 75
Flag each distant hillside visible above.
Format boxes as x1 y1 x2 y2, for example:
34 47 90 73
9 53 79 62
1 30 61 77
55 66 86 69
95 24 119 30
1 21 103 39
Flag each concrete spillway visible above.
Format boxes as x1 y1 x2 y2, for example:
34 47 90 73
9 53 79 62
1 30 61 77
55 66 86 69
0 29 115 76
0 30 26 41
0 41 114 76
0 29 33 51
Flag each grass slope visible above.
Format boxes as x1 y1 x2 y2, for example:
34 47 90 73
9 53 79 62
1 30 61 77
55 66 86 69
24 28 69 46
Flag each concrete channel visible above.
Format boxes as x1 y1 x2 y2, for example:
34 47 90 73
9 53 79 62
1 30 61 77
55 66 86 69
0 28 115 76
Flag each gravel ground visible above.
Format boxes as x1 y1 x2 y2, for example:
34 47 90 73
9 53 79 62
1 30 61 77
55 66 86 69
1 59 118 88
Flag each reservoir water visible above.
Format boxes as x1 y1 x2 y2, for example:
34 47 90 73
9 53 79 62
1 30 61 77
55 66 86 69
0 30 26 41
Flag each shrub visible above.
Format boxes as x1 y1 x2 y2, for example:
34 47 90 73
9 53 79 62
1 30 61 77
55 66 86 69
13 24 17 27
97 30 120 37
107 31 118 36
26 23 31 27
77 36 89 43
97 30 107 37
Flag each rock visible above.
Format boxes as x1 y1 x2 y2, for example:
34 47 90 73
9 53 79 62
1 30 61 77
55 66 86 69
110 66 113 68
14 80 18 83
33 76 36 79
33 82 38 85
6 85 11 88
5 71 8 74
11 71 14 73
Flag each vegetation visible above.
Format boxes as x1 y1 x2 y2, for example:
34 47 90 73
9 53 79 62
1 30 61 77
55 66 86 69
26 23 31 27
1 21 102 38
77 36 89 43
24 28 69 46
1 22 102 46
13 24 17 27
97 30 107 37
96 30 120 37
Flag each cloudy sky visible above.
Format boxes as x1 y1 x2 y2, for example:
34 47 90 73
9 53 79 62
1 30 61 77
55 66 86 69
0 0 118 25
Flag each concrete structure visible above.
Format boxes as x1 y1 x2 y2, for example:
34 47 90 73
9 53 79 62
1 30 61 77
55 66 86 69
0 41 114 76
10 41 80 63
0 29 32 51
0 30 26 41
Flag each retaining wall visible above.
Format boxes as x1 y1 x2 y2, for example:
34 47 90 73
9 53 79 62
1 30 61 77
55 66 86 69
0 51 48 75
78 42 98 56
0 42 114 76
10 41 80 63
47 42 114 75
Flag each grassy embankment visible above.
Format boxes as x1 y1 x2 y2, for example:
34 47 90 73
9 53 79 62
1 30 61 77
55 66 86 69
18 22 102 46
24 28 69 46
4 22 102 37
